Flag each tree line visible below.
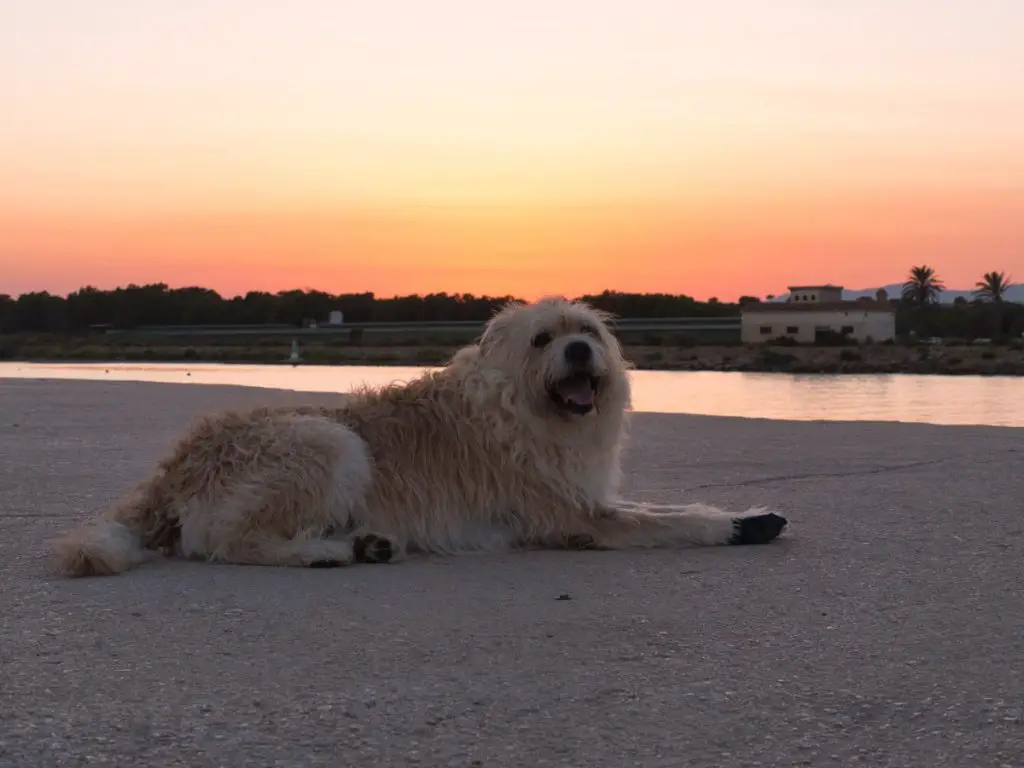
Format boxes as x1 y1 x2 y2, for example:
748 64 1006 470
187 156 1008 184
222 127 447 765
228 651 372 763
2 271 1021 342
900 265 1014 305
0 284 742 334
896 265 1023 341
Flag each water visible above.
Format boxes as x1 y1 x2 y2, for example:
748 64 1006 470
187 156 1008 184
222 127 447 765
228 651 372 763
1 361 1022 428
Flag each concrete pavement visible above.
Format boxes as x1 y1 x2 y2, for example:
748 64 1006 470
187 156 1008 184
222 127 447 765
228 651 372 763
1 378 1022 767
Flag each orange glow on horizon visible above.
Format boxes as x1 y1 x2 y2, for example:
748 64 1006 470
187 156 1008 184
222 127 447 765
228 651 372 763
3 184 1021 302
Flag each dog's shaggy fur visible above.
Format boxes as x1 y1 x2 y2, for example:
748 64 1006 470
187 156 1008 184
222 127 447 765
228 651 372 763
52 296 787 577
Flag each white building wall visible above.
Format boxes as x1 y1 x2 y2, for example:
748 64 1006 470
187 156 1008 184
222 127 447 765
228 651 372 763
788 288 842 303
741 309 895 344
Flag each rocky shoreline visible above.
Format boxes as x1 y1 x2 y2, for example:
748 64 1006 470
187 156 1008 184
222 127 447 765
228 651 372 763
4 337 1024 376
627 343 1024 376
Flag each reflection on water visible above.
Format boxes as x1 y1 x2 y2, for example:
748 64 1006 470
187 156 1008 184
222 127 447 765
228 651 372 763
2 362 1022 428
633 370 1023 427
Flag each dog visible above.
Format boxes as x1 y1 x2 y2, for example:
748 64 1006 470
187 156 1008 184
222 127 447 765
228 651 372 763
52 296 787 577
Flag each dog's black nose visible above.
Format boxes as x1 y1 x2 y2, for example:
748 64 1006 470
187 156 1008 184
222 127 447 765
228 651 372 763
564 339 592 365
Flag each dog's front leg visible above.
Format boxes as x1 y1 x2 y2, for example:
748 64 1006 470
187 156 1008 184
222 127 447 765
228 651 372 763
575 502 788 548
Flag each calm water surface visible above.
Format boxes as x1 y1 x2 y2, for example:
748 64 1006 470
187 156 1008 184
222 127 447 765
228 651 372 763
2 362 1022 428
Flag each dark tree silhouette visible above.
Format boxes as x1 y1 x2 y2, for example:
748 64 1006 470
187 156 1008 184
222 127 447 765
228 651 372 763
3 281 1020 342
974 271 1013 303
901 265 945 306
0 284 740 334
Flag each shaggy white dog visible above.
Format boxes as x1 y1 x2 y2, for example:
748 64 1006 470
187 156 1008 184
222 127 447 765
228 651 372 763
52 296 787 577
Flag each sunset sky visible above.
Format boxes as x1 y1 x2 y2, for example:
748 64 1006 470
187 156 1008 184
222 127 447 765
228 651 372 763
2 0 1023 301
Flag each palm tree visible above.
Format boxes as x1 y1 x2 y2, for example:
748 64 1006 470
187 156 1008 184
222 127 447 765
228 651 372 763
974 271 1013 303
901 265 945 306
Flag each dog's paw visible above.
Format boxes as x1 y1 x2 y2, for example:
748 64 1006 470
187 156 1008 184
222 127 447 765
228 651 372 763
353 534 394 564
728 512 788 545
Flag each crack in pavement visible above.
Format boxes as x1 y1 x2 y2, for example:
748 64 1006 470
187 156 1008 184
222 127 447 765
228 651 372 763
683 456 954 491
1 514 80 520
7 451 1020 521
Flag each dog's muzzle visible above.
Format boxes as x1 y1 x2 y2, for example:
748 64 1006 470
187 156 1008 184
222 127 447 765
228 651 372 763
549 340 601 415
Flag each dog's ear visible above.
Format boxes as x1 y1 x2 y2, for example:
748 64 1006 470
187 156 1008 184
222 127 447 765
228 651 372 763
479 301 523 353
587 305 617 324
447 344 482 372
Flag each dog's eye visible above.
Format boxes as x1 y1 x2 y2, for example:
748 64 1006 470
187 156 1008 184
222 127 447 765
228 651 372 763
531 331 553 348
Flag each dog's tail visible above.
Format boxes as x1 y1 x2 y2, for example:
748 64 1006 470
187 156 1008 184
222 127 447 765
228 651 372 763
52 475 178 578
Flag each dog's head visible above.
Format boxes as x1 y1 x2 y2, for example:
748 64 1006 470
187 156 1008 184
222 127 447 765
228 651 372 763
475 296 631 422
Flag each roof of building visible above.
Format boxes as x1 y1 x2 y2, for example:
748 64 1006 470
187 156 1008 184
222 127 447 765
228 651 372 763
742 300 896 314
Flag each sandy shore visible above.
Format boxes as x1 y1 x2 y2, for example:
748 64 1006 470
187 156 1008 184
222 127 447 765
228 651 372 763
2 379 1023 767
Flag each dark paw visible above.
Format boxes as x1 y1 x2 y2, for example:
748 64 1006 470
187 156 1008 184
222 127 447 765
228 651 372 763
729 513 788 545
308 559 344 568
353 534 394 564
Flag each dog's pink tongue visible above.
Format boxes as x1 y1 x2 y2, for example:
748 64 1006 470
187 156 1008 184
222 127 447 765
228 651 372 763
558 380 594 406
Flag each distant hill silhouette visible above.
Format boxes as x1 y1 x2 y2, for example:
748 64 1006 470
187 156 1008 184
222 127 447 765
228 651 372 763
773 283 1024 304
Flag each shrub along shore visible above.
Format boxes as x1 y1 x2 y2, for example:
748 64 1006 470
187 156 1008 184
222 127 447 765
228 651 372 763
4 334 1024 376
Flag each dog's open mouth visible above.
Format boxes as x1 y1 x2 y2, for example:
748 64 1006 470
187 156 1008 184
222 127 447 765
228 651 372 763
549 372 600 415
